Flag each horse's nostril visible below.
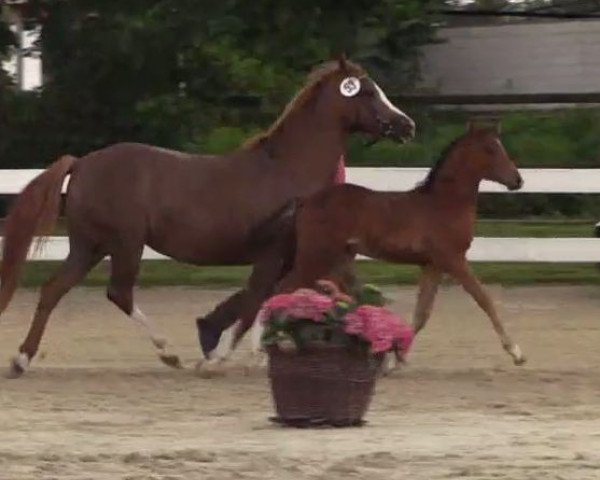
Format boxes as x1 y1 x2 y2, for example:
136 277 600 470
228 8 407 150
405 119 416 137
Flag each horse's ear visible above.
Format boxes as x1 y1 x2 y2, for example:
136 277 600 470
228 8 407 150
337 52 349 72
482 119 501 135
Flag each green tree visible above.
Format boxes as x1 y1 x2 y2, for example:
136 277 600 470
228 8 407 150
0 15 15 87
0 0 439 167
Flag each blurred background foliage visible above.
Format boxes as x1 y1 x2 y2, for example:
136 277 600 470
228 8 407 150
1 0 599 218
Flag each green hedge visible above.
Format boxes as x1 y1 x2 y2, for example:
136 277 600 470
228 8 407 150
3 108 600 219
185 109 600 168
181 109 600 219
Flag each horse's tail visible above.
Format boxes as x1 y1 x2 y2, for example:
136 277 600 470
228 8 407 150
0 155 77 314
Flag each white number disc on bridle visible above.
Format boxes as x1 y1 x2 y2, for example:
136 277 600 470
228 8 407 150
340 77 361 97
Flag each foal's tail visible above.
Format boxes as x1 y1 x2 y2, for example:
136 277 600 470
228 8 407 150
0 155 77 314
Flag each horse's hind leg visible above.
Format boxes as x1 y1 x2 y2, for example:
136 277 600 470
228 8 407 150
8 243 102 378
445 259 525 366
197 289 246 358
106 246 181 369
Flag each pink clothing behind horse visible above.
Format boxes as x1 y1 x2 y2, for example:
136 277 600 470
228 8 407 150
334 155 346 184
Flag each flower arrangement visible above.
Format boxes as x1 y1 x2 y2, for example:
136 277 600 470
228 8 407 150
258 280 413 359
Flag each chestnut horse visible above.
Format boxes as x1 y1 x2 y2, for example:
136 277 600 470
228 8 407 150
260 123 526 366
0 56 415 377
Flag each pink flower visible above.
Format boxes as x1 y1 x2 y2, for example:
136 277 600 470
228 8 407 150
342 305 414 354
343 311 365 335
259 288 334 323
259 286 414 356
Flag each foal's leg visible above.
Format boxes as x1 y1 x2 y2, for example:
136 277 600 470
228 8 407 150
106 246 181 369
413 265 443 334
8 245 102 378
383 265 442 375
446 259 525 366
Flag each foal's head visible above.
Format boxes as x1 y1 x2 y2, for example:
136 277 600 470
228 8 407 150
417 123 522 193
461 122 523 190
322 55 416 143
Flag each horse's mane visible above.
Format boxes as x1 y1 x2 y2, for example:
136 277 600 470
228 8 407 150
241 60 365 150
414 136 464 192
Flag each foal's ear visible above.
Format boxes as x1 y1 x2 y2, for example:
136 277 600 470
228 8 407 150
337 52 350 72
466 118 501 135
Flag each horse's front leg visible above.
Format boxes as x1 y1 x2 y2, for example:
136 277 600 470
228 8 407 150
446 258 526 366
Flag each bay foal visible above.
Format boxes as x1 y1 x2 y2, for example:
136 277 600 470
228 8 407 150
271 123 526 366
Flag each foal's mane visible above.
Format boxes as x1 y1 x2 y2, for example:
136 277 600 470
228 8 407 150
414 136 464 192
241 60 365 150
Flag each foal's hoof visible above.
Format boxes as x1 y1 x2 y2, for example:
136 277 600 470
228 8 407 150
159 353 183 369
194 359 226 379
513 355 527 366
152 336 168 351
381 355 398 377
197 317 222 359
506 344 526 366
243 354 268 376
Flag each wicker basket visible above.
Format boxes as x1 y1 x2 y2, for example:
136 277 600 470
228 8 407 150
267 343 382 428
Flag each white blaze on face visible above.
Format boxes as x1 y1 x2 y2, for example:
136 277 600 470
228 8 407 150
372 80 412 121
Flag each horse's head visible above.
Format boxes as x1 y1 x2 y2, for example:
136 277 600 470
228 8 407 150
320 55 416 143
463 122 523 191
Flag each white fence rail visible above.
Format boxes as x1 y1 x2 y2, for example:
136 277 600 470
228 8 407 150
3 167 600 194
2 168 600 263
21 236 600 263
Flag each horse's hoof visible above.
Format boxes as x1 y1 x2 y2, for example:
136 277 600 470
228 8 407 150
197 318 221 359
6 354 28 379
6 363 24 379
159 353 183 369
